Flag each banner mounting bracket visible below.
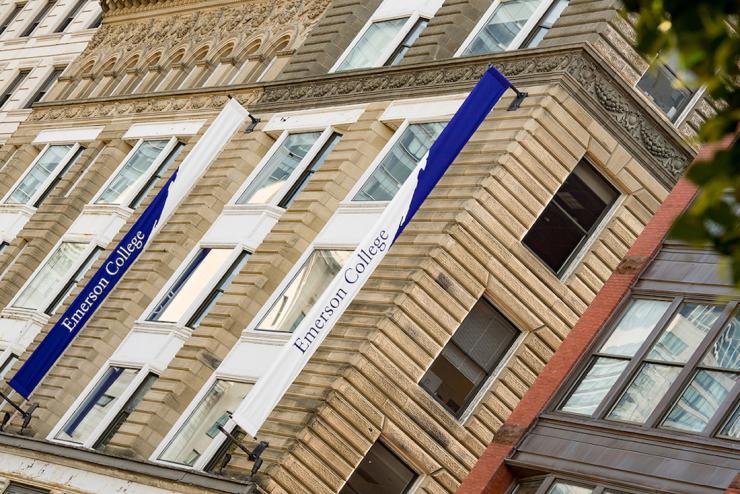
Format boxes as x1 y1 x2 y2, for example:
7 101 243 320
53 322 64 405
0 389 37 432
215 424 269 481
507 84 528 111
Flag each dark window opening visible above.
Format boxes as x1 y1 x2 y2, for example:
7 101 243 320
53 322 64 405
339 441 417 494
0 69 30 109
523 161 618 275
20 0 55 37
0 3 26 35
26 66 64 107
55 0 84 32
420 299 519 417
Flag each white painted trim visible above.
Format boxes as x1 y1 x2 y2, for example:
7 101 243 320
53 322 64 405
380 94 466 124
454 0 555 57
123 120 206 139
33 126 103 144
263 105 365 134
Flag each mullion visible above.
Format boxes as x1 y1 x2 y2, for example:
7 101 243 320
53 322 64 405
644 301 737 428
704 379 740 437
593 296 683 418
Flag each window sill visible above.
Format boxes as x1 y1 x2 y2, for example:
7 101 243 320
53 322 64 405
0 307 49 326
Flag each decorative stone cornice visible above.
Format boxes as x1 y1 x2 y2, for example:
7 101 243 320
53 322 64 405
254 46 692 187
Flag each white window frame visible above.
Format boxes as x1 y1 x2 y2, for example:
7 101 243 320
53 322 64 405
91 137 179 208
330 14 422 73
138 243 248 329
454 0 556 57
8 236 101 315
48 363 157 449
634 61 706 127
228 127 337 209
1 143 81 207
150 373 255 470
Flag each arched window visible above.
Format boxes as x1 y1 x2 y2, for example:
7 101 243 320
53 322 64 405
176 46 210 90
255 35 292 83
229 38 262 84
130 52 162 94
107 55 139 96
203 43 236 87
88 57 117 97
64 60 96 99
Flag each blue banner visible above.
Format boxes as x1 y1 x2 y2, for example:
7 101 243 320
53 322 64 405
395 65 511 239
9 169 179 398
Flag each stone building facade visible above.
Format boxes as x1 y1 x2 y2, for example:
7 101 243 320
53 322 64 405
0 0 102 143
0 0 714 492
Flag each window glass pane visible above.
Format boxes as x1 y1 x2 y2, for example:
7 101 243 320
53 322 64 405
546 483 593 494
6 145 72 204
236 132 321 205
719 402 740 439
662 370 739 433
94 372 158 450
13 242 87 310
159 380 252 466
148 248 233 323
339 441 417 494
5 483 49 494
353 122 445 202
463 0 544 55
647 303 723 363
187 250 250 329
637 63 693 120
96 140 169 205
523 161 617 274
702 314 739 370
608 363 682 423
523 0 569 48
278 132 342 209
561 357 629 415
257 250 352 332
337 18 409 71
386 18 428 66
600 299 671 357
56 367 138 444
420 299 519 416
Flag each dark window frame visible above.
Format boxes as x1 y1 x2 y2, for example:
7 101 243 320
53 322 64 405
0 69 31 109
551 291 740 443
0 3 26 35
25 66 65 108
514 474 650 494
522 160 619 277
4 481 50 494
54 0 84 32
32 144 84 207
19 0 55 37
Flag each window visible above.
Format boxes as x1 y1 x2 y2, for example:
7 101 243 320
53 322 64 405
546 483 593 494
522 0 568 48
420 299 519 417
4 482 49 494
256 249 352 333
0 3 25 35
95 139 175 207
0 353 18 379
55 0 84 32
147 248 247 326
187 250 250 329
336 16 428 71
11 241 95 313
128 141 184 208
45 245 101 314
559 297 740 440
459 0 563 56
20 0 55 37
522 161 618 275
513 476 635 494
4 144 81 206
87 10 100 28
353 122 445 202
235 131 334 206
340 441 417 494
0 69 30 109
637 54 696 121
158 379 252 466
26 66 64 107
278 132 341 208
93 372 157 450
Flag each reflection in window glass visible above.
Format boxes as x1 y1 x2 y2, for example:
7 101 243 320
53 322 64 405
148 248 233 323
719 403 740 439
13 242 87 311
702 315 739 370
662 370 739 433
561 358 628 415
56 367 138 444
337 18 409 71
94 373 158 450
385 18 428 66
6 145 73 204
96 140 169 205
547 482 593 494
647 303 723 363
463 0 544 56
523 0 569 47
236 132 321 205
339 441 417 494
353 123 445 202
278 132 342 209
159 380 252 466
608 363 681 423
420 299 519 416
257 250 352 332
600 299 670 357
637 56 695 121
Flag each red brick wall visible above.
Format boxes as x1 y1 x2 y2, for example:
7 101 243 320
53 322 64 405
456 177 699 494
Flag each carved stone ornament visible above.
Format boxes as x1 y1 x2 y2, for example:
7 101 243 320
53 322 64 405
258 49 690 186
27 92 259 121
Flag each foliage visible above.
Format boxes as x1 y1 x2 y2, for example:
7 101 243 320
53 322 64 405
620 0 739 283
